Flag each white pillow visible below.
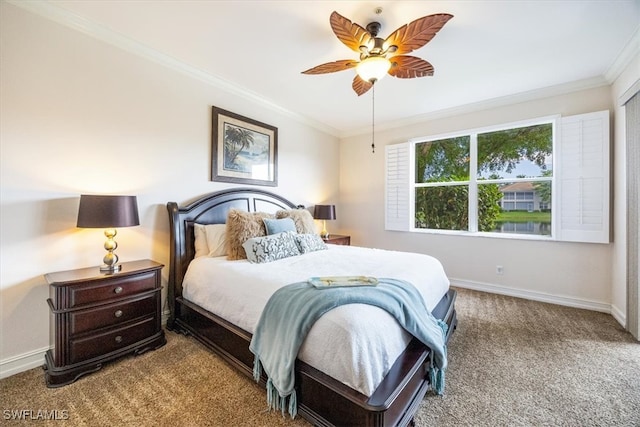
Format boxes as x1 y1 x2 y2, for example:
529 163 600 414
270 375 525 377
194 224 209 258
204 224 228 257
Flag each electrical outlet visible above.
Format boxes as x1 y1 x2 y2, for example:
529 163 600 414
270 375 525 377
496 265 504 275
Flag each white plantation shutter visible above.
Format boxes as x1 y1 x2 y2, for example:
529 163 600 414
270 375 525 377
557 110 610 243
385 143 411 231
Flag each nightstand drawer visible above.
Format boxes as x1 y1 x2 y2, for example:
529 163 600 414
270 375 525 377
69 272 157 308
69 316 157 364
70 293 159 335
323 235 350 245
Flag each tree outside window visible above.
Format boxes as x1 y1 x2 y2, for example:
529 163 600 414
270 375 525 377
414 123 553 235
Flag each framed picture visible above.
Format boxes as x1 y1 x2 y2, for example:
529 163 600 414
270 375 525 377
211 106 278 187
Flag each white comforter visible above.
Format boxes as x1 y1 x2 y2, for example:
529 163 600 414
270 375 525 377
182 244 449 396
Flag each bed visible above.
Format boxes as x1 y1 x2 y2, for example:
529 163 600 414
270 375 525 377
166 188 457 427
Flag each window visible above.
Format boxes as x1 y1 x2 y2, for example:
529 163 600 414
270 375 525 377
414 136 470 231
385 111 610 243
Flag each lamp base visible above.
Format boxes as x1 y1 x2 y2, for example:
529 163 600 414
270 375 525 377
101 228 120 273
320 220 329 239
100 264 121 273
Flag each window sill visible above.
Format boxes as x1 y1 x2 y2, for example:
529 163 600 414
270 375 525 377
410 228 555 242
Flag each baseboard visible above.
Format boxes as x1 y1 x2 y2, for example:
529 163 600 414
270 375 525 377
610 304 627 328
0 346 49 380
451 278 612 314
1 310 174 380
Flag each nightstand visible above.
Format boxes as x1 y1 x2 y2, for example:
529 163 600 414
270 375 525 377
44 259 166 387
323 234 351 245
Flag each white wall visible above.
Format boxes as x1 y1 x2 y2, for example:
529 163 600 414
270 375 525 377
0 2 339 375
339 86 615 311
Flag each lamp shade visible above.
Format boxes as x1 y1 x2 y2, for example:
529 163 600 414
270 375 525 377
77 195 140 228
314 205 336 221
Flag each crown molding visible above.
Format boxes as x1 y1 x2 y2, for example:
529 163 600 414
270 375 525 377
341 76 610 138
605 26 640 84
341 26 639 138
6 0 340 137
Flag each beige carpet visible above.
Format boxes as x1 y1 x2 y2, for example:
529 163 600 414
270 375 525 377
418 289 640 427
1 288 638 426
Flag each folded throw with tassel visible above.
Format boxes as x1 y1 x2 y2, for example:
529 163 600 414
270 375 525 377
249 277 448 419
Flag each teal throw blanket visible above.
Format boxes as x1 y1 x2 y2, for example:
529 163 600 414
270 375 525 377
249 278 448 419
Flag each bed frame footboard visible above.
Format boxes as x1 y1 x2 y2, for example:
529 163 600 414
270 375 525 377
169 291 456 427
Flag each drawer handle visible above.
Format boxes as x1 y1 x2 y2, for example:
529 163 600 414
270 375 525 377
114 310 123 318
115 335 123 344
114 286 123 294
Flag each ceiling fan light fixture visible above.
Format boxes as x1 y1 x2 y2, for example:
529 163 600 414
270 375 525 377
356 56 391 83
302 11 453 96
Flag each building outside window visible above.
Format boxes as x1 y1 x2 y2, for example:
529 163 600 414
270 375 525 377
413 122 553 236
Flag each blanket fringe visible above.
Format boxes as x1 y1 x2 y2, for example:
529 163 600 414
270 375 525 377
288 389 298 419
264 375 297 419
429 366 446 395
253 356 262 382
428 319 449 396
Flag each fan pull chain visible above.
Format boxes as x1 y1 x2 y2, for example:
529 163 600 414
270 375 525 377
371 83 375 153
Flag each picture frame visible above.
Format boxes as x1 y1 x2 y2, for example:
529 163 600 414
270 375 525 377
211 106 278 187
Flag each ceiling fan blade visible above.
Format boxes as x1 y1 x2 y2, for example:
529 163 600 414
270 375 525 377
330 11 372 53
385 14 453 56
352 75 373 96
388 55 434 78
302 59 358 75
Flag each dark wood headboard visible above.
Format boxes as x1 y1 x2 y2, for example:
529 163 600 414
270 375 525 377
166 188 298 326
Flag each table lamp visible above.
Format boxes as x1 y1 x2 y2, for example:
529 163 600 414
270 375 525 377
314 205 336 239
77 195 140 273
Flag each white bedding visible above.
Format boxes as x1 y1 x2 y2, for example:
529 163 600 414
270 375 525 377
182 244 450 396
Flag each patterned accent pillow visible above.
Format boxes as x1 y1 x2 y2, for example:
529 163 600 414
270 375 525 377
242 231 301 264
294 233 328 254
226 209 274 260
276 209 316 234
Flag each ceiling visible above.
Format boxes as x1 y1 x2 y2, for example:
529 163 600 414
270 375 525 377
35 1 640 137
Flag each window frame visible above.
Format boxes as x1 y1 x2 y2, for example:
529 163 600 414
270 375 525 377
408 115 558 240
385 110 609 244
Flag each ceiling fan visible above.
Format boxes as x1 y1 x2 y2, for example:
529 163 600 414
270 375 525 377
302 11 453 96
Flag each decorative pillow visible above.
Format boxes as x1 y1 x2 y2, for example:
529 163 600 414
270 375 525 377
276 209 316 234
263 217 297 235
204 223 227 257
242 231 301 264
194 223 209 258
294 233 328 254
226 209 274 260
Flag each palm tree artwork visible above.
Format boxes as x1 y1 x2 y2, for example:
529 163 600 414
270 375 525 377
223 124 268 173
